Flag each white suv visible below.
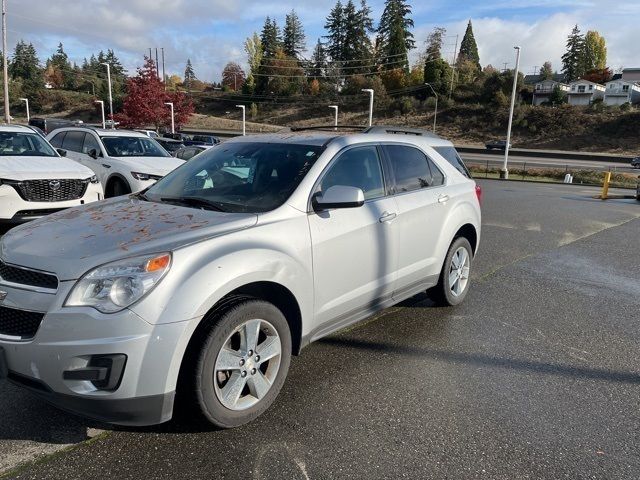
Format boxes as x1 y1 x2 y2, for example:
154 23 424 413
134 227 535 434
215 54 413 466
0 126 480 427
0 125 103 223
47 127 184 197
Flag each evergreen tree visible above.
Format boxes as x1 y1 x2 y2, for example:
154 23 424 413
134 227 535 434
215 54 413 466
104 49 125 77
184 59 196 89
283 10 306 59
457 20 480 71
310 39 327 78
540 61 553 80
376 0 415 72
260 17 282 58
324 1 345 62
423 27 451 95
425 27 446 61
9 40 43 99
561 25 585 82
49 43 74 88
342 0 374 72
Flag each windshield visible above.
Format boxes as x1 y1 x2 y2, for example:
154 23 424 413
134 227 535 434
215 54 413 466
101 136 170 158
0 132 58 157
144 142 323 213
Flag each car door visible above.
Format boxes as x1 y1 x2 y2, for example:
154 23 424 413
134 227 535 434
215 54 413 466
308 145 399 330
80 132 110 183
381 144 449 299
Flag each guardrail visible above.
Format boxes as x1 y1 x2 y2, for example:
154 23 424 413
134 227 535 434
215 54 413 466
456 146 633 164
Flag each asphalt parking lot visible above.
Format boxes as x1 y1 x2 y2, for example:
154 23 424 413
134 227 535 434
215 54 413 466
1 179 639 479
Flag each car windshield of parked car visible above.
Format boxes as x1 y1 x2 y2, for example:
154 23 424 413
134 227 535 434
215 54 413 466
0 132 57 157
144 142 322 213
101 136 170 158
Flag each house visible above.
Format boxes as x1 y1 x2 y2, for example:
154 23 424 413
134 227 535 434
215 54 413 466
567 80 605 106
532 80 570 105
524 73 565 86
621 68 640 83
603 80 640 106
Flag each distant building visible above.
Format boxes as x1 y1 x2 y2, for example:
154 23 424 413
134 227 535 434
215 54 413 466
603 80 640 106
621 68 640 83
567 80 606 106
524 73 565 85
532 80 569 105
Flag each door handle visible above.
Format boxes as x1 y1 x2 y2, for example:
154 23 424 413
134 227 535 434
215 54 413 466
101 164 111 169
438 195 450 204
379 211 397 223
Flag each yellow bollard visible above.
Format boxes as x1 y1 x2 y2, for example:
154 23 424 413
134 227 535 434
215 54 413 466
601 171 611 200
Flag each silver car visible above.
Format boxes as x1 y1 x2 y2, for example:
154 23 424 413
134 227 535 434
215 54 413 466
0 127 481 427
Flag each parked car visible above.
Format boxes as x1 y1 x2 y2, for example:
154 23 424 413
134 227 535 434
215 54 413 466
190 135 220 146
47 127 183 197
0 124 103 223
156 137 186 155
0 126 481 428
163 132 190 142
636 176 640 201
485 139 511 150
174 145 208 161
631 157 640 169
29 117 78 135
136 130 160 139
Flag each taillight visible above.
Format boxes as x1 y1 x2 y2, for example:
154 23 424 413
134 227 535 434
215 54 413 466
475 184 482 206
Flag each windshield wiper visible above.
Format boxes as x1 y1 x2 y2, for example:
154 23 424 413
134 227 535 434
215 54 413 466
160 196 227 212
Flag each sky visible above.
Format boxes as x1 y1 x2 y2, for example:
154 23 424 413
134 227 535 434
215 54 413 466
4 0 637 82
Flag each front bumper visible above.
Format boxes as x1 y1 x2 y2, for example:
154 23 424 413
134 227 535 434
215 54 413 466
0 282 195 426
0 183 104 223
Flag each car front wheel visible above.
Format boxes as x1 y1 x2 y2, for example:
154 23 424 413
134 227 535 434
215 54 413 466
192 299 291 428
428 237 473 307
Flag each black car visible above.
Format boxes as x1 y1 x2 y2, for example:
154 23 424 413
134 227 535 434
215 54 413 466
631 157 640 169
29 117 77 135
636 176 640 202
156 137 186 154
175 145 208 161
485 139 511 150
190 135 220 146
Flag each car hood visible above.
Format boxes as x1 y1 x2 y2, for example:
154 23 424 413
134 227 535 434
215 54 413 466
1 197 258 280
112 156 184 175
0 156 95 181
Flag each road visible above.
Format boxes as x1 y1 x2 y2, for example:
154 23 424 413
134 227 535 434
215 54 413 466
1 180 640 479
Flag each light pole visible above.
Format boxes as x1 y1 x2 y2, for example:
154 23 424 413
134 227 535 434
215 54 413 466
362 89 374 127
424 83 438 133
236 105 246 136
100 62 113 128
19 98 29 122
164 102 175 134
329 105 338 130
502 46 521 180
2 0 10 123
95 100 105 129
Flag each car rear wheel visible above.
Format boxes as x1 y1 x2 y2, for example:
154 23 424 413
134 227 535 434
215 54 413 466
107 178 131 198
192 299 291 428
428 237 473 307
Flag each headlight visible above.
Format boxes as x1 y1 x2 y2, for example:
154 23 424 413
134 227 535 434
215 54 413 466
65 253 171 313
131 172 163 181
89 175 99 184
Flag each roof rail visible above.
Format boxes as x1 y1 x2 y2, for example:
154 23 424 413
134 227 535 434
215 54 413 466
363 125 441 138
289 125 366 132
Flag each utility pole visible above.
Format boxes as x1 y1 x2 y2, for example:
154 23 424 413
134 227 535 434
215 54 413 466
155 48 159 80
502 62 509 73
362 89 374 127
100 62 113 128
148 48 152 60
2 0 10 124
502 46 521 180
329 105 338 130
161 47 165 83
424 83 438 133
448 34 459 100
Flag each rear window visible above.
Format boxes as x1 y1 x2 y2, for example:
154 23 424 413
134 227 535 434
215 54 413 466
434 146 471 178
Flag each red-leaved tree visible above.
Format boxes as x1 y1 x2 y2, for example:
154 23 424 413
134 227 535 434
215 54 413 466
114 58 194 130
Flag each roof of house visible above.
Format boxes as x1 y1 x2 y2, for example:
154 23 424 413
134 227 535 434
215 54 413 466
524 73 565 85
622 68 640 72
569 79 604 86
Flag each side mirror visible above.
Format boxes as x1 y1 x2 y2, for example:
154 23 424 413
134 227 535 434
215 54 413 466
88 148 99 159
313 185 365 211
56 148 67 157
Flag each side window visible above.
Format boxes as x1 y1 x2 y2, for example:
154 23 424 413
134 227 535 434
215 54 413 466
82 133 101 155
49 132 66 148
320 146 385 200
433 146 471 178
427 158 445 186
384 145 440 193
62 131 85 152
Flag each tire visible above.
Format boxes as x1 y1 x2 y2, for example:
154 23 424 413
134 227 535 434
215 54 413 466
191 299 292 429
428 237 474 307
107 178 131 198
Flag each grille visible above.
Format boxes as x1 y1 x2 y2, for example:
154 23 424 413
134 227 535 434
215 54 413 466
13 179 89 202
0 305 44 339
0 261 58 290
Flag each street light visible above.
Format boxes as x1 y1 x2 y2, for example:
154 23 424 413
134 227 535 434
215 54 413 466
502 46 521 180
95 100 105 129
100 62 114 128
164 102 175 134
19 98 29 122
236 105 246 136
362 89 374 127
329 105 338 130
423 83 438 133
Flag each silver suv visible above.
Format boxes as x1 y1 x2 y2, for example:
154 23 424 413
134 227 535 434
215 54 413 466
0 127 481 427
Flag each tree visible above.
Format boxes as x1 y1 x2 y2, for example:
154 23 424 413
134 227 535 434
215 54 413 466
9 40 43 98
376 0 415 72
423 27 452 94
582 67 612 84
244 32 263 93
222 62 246 91
425 27 446 61
115 57 194 130
343 0 374 72
184 59 196 89
283 10 306 59
165 74 182 91
457 20 481 72
561 25 585 82
324 1 345 63
582 31 606 72
540 61 553 80
260 17 282 58
309 39 327 78
548 84 567 105
48 43 73 89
